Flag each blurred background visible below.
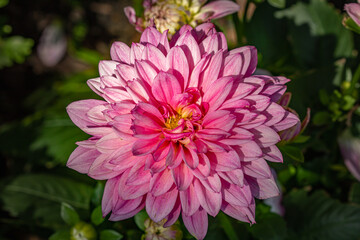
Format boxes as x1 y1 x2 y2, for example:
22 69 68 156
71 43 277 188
1 0 360 239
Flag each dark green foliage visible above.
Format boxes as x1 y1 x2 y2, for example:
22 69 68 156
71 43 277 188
2 0 360 239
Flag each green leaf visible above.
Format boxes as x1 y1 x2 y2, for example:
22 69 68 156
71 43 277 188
91 181 105 206
31 119 88 164
134 210 148 231
312 111 331 126
343 17 360 35
275 0 353 59
218 212 239 240
91 205 104 226
278 145 304 163
284 190 360 240
0 36 34 68
292 135 310 144
1 174 93 218
296 168 320 186
49 229 71 240
249 213 287 240
100 230 124 240
246 3 289 67
61 202 80 225
0 0 9 8
268 0 285 8
349 182 360 205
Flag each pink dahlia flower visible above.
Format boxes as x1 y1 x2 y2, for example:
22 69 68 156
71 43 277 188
67 23 299 240
124 0 240 35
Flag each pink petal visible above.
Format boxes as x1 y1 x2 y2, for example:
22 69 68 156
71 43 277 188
207 150 240 171
87 78 103 96
67 146 100 174
88 153 120 180
171 162 194 191
102 177 120 216
221 201 255 224
188 54 211 88
135 60 158 85
199 33 226 56
166 46 189 89
175 31 201 71
180 183 200 216
218 169 244 187
146 187 178 223
200 50 224 91
101 75 125 88
143 44 166 71
345 3 360 27
110 41 131 64
110 197 145 221
237 141 263 161
182 208 208 240
140 27 162 46
99 60 118 77
263 103 286 126
130 43 145 64
196 128 231 142
119 169 150 200
131 102 165 125
202 110 236 131
132 137 163 156
163 197 181 227
196 0 240 20
96 132 127 153
67 100 111 136
194 179 222 217
192 154 211 180
116 62 138 81
124 6 136 24
150 169 174 196
251 125 280 148
227 46 257 77
247 175 280 199
243 158 272 179
202 76 234 111
182 145 199 169
193 23 216 43
221 180 252 207
199 173 222 193
126 159 152 186
263 145 283 163
273 111 299 132
152 71 182 105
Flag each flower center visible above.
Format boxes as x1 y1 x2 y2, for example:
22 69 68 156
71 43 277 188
165 113 182 129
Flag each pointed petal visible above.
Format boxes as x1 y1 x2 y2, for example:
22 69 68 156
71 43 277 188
197 0 240 20
171 163 194 191
182 208 208 240
247 175 280 199
150 169 174 196
152 71 182 105
110 41 131 64
146 187 178 223
180 183 200 216
194 179 222 217
67 146 100 174
166 46 189 89
140 27 162 46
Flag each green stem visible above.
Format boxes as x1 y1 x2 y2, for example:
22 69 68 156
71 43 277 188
350 63 360 93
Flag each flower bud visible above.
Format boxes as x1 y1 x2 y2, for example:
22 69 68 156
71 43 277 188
70 222 96 240
143 218 182 240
